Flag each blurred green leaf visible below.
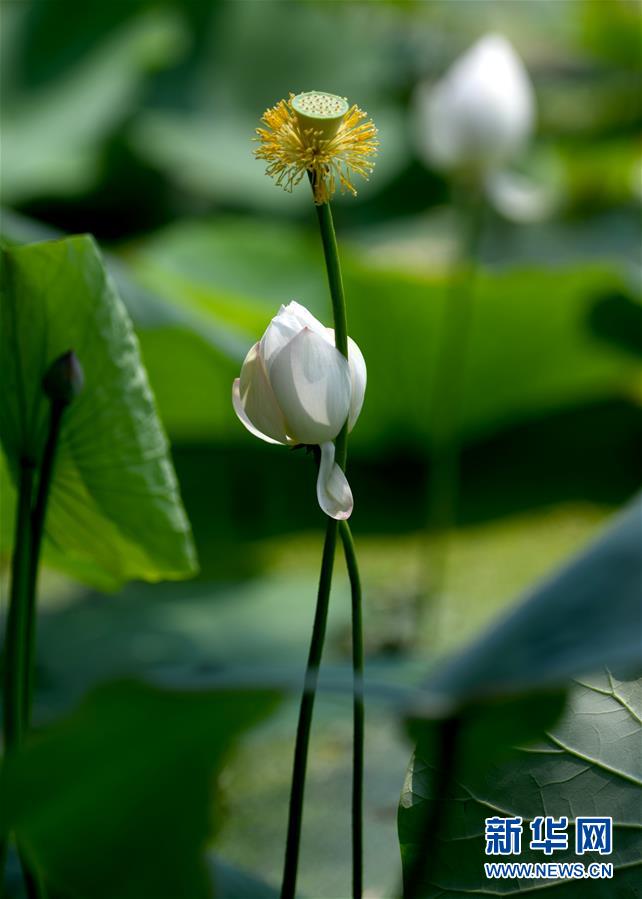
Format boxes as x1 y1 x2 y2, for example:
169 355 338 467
0 235 197 589
211 857 279 899
14 0 152 87
588 289 642 360
399 674 642 897
581 0 642 71
556 140 641 210
129 217 641 448
0 680 280 899
130 103 407 212
0 208 248 363
0 9 186 204
421 496 642 705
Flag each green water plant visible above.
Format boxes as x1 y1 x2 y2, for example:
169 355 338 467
244 89 378 899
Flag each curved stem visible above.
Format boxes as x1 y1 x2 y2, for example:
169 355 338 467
314 189 365 898
340 520 364 899
0 458 34 897
281 179 364 898
281 517 338 899
3 458 35 750
312 179 348 471
24 400 65 723
1 399 65 898
314 191 366 899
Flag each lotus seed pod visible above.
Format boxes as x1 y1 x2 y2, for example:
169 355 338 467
291 91 349 141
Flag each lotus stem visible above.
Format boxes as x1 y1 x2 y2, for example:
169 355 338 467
281 177 365 899
421 184 485 630
1 352 78 898
2 458 36 752
340 520 364 899
24 399 65 722
281 517 338 899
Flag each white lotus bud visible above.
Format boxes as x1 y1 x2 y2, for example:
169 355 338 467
414 34 535 173
232 301 367 520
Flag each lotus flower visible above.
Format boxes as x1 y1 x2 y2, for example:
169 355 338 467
232 301 366 519
415 34 535 173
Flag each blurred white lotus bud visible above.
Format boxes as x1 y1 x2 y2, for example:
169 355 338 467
415 34 535 173
232 301 366 520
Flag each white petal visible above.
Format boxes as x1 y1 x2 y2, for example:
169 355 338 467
347 337 367 431
233 380 282 445
323 328 367 431
415 33 535 171
283 301 327 335
269 327 351 445
317 441 353 520
485 169 558 223
232 343 288 445
260 301 326 372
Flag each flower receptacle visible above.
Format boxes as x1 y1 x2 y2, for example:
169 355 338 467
291 91 349 141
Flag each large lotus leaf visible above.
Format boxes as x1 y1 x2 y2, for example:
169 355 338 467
422 495 642 705
399 673 642 898
0 236 197 589
0 679 279 899
398 498 642 897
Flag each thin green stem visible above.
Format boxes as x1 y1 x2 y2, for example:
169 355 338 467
1 398 65 899
313 189 366 899
312 178 348 470
2 459 35 751
421 184 486 624
340 520 364 899
281 517 338 899
281 178 364 898
24 400 65 723
314 188 365 899
1 458 34 897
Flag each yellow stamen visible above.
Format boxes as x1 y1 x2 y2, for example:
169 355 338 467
254 92 379 205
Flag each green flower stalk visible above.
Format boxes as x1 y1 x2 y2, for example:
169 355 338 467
252 90 377 899
2 350 83 899
414 35 536 631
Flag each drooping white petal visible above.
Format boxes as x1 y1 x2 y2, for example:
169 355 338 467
260 301 326 372
269 327 351 445
232 343 288 445
324 328 367 431
415 34 535 172
485 169 558 223
317 441 353 520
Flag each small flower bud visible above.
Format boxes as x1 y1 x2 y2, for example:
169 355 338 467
414 34 535 174
42 350 84 406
